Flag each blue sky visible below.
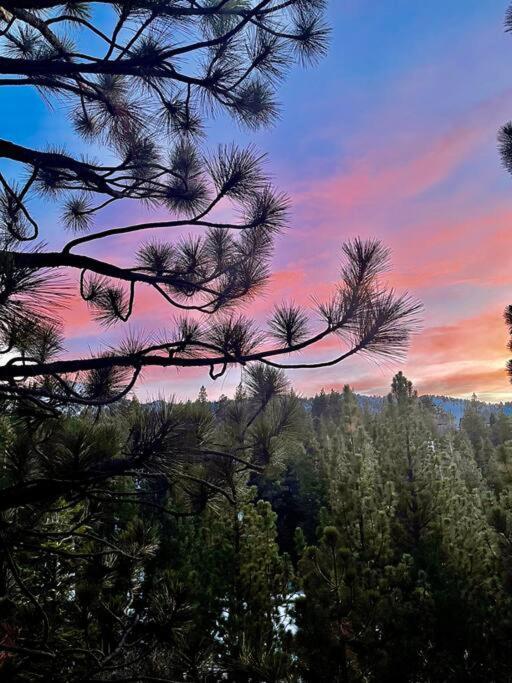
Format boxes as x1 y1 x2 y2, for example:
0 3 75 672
3 1 512 401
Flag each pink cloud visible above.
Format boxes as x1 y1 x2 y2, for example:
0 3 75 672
293 91 512 222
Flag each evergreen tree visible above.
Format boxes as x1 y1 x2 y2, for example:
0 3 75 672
197 385 208 405
0 3 419 408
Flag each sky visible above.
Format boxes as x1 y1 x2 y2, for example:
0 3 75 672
4 0 512 402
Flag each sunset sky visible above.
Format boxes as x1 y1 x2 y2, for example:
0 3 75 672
4 0 512 402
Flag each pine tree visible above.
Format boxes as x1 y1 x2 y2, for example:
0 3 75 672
197 385 208 405
0 365 301 678
0 4 420 409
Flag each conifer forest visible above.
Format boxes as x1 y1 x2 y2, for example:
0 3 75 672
2 1 512 681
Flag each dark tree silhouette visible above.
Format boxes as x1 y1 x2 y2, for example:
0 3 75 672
499 4 512 381
0 1 420 409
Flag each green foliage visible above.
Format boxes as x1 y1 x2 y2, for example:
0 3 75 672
2 372 512 680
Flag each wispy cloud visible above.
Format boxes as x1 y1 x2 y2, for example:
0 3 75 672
46 5 512 402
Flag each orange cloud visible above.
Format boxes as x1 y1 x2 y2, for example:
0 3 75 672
411 309 506 362
413 367 509 398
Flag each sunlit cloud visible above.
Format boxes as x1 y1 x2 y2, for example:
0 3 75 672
36 4 512 402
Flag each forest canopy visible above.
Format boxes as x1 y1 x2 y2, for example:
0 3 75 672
2 374 512 681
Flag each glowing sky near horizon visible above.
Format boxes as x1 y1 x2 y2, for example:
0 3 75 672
4 0 512 402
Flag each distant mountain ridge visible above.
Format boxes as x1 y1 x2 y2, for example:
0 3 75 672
151 391 512 425
349 393 512 423
425 395 512 422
